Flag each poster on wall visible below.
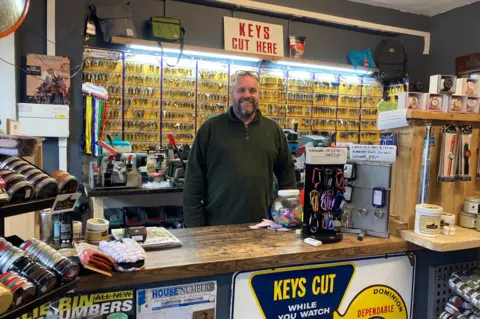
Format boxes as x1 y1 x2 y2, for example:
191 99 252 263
231 255 414 319
224 16 284 57
16 289 135 319
137 281 217 319
26 54 71 105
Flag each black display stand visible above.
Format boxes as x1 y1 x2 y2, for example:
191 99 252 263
302 148 347 244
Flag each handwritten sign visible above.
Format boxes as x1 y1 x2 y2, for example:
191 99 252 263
306 147 348 165
224 16 284 57
377 109 409 130
350 145 397 163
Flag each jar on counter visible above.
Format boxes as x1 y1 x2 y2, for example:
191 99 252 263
271 189 302 228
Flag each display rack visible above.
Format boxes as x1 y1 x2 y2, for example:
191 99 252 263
84 49 124 142
83 47 384 148
389 112 480 245
0 278 79 319
124 53 161 152
0 197 56 237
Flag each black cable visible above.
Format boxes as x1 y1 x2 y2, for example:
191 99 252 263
18 26 85 71
0 55 84 81
19 26 84 56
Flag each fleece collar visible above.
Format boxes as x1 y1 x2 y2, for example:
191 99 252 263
228 106 262 125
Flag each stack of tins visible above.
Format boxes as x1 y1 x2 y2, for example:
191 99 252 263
51 170 79 193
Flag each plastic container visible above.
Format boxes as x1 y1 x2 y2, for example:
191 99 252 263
414 203 443 237
86 218 109 244
73 221 82 241
464 197 480 214
459 211 477 229
271 189 302 228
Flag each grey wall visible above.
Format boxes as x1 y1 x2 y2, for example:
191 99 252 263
15 0 430 178
429 2 480 75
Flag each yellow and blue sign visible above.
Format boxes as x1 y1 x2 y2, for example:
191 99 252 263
249 262 355 318
232 255 413 319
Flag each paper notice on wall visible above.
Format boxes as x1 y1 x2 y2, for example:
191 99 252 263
305 147 348 165
137 281 217 319
350 144 397 163
377 109 409 130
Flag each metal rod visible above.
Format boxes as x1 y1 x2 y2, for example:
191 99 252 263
418 124 432 203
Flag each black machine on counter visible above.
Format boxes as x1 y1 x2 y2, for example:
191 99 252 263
89 138 141 189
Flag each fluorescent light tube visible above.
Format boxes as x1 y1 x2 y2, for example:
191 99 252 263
274 60 373 75
127 44 261 62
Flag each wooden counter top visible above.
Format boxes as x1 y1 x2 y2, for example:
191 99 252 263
77 224 420 292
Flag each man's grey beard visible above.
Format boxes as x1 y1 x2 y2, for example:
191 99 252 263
233 97 259 116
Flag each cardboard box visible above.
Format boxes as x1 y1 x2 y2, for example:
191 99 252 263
455 78 479 97
466 97 480 113
397 92 427 110
426 94 444 112
429 75 457 94
443 95 467 113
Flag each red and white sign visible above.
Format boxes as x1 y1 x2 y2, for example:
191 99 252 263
224 16 284 57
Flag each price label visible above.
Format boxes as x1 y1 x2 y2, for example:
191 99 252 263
350 145 397 163
306 147 348 165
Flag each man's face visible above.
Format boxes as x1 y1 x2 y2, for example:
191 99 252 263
47 69 54 75
231 75 260 117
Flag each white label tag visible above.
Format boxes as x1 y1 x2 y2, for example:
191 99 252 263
344 186 352 201
25 189 31 198
306 147 348 165
350 145 397 163
373 189 384 207
344 164 354 179
377 109 409 130
126 28 134 36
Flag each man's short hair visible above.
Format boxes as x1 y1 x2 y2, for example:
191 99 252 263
231 70 259 91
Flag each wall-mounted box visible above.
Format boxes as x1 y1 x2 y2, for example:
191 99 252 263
397 92 427 110
18 103 69 137
455 78 480 97
429 75 457 94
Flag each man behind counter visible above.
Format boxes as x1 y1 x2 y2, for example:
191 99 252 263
183 70 296 227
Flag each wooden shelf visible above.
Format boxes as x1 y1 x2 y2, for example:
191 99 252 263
400 227 480 252
407 110 480 122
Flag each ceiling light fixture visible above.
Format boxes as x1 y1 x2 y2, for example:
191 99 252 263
273 60 373 75
127 44 261 62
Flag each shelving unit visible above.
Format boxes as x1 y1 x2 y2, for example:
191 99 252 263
388 110 480 253
407 110 480 122
0 197 55 237
400 228 480 252
0 278 79 319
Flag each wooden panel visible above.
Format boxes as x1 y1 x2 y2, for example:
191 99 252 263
76 224 420 292
391 121 480 235
391 125 423 227
388 217 408 237
401 228 480 252
407 110 480 122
